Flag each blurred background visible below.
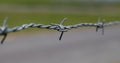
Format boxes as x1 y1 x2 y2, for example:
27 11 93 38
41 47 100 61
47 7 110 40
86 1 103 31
0 0 120 28
1 0 120 63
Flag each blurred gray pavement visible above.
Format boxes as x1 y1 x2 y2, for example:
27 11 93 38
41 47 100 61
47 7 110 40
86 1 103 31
0 27 120 63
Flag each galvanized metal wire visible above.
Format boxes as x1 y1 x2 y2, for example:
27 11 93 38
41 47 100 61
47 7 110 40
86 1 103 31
0 17 120 44
8 21 120 32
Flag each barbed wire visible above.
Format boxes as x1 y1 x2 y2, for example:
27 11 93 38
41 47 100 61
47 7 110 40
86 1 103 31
0 17 120 44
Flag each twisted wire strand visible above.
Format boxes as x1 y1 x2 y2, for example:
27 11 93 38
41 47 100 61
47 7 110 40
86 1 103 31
0 20 120 44
6 21 120 33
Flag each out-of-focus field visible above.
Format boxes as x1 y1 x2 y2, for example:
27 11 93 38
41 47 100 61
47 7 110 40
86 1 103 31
0 0 120 27
0 0 120 63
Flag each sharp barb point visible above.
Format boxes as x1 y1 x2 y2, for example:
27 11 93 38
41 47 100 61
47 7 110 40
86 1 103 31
60 18 67 25
1 34 7 44
59 31 64 40
3 17 8 27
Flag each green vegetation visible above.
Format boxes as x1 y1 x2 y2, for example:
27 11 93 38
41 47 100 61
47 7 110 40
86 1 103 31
0 12 120 27
0 0 120 6
0 0 120 28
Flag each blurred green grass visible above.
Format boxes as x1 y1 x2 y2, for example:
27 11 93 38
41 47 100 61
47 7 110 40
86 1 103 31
0 0 120 28
0 0 120 6
0 12 120 27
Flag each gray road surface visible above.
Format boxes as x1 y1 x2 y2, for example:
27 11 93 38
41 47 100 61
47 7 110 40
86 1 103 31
0 27 120 63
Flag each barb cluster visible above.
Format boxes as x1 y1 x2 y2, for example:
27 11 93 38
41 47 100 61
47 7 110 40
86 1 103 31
0 17 120 44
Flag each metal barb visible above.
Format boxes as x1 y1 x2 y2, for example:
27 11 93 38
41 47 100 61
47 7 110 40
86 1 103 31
50 18 68 40
60 18 67 25
0 17 8 44
58 18 68 40
96 17 101 32
1 34 7 44
101 19 105 35
96 17 105 35
59 31 64 40
3 17 8 27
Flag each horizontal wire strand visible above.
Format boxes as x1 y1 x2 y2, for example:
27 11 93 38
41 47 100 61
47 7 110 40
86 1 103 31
3 21 119 33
